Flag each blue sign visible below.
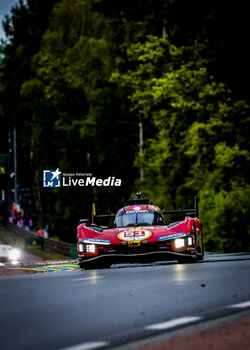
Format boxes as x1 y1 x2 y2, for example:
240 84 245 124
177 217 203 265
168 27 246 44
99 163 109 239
43 169 61 188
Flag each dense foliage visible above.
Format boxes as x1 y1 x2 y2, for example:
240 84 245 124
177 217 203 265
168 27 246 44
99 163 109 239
0 0 249 250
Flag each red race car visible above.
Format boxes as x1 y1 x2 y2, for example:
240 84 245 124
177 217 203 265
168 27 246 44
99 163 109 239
77 194 203 268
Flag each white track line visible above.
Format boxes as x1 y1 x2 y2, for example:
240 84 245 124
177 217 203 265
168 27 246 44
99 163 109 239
145 316 202 330
227 301 250 309
72 276 103 282
60 341 108 350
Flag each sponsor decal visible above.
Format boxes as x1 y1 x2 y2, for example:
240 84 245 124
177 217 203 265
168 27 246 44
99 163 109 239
125 210 149 214
118 229 152 241
84 238 111 245
158 232 186 241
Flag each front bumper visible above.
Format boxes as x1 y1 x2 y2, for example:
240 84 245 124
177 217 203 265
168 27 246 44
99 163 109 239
79 250 197 266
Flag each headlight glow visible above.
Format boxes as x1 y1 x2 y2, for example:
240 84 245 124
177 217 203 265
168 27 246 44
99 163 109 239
188 237 193 246
86 244 96 253
79 244 84 252
9 248 20 261
174 238 185 248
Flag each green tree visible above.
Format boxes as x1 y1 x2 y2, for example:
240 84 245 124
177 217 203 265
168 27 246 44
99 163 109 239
111 35 220 205
20 0 140 238
111 34 250 252
184 102 250 251
0 0 60 206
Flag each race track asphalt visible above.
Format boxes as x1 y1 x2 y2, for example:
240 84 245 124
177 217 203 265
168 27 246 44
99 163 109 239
0 253 250 350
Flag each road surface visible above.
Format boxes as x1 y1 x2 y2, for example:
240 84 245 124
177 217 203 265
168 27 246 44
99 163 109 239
0 253 250 350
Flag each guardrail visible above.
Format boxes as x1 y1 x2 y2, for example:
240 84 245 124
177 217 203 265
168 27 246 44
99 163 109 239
6 223 75 257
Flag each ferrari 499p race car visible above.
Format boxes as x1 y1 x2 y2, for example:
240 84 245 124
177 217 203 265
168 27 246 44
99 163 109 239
77 194 203 269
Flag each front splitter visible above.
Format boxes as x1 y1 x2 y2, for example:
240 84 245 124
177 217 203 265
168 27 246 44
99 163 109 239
79 250 198 266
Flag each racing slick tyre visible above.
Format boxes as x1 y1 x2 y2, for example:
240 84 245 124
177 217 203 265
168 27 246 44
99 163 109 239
197 251 204 261
197 236 204 261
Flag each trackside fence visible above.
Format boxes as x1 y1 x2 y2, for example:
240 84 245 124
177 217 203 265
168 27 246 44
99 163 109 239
6 223 75 257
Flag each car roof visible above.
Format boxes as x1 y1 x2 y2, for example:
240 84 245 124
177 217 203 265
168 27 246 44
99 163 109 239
118 204 161 212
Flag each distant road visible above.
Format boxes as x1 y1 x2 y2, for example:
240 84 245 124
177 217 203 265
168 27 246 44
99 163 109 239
1 253 250 350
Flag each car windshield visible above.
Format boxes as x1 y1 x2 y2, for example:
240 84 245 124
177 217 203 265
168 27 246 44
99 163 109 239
114 210 163 227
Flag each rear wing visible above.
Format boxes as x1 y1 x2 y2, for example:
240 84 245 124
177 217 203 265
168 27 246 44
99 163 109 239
162 196 198 217
162 197 199 217
91 196 198 224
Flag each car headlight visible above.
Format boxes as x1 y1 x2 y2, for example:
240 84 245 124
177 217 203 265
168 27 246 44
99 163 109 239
174 238 185 248
9 248 20 261
86 244 96 253
78 243 97 253
79 243 84 252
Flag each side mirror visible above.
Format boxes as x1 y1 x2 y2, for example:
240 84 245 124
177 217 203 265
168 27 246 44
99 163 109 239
79 219 89 225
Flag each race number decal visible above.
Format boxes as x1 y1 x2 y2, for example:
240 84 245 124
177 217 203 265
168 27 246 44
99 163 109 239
117 230 152 241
